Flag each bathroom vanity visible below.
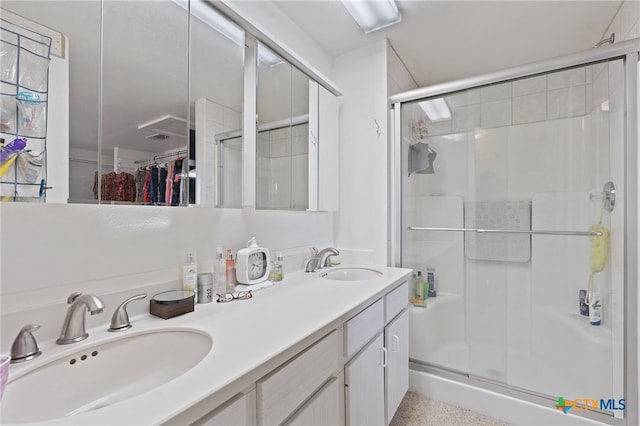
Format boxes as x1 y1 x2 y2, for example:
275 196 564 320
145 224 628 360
1 266 411 425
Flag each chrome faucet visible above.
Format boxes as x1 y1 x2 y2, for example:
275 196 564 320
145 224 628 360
305 247 340 272
318 247 339 268
56 292 105 345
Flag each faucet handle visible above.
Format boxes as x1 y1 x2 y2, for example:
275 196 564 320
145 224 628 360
109 294 147 332
10 324 42 363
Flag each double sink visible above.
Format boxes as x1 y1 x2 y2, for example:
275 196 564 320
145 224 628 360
2 267 382 424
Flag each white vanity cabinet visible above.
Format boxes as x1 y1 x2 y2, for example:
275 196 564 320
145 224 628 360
192 391 257 426
385 309 409 424
256 328 343 425
285 372 345 426
167 274 411 426
344 281 409 425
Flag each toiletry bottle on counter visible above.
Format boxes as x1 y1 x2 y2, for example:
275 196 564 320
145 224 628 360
269 252 284 282
214 246 227 295
590 292 602 325
225 248 236 293
183 253 198 302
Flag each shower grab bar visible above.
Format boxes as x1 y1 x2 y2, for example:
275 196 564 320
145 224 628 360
407 227 602 237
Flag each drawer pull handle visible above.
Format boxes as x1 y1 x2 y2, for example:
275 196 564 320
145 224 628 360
381 347 388 367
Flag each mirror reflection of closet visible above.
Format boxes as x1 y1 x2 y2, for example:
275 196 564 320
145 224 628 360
100 1 191 206
256 43 310 211
2 0 245 207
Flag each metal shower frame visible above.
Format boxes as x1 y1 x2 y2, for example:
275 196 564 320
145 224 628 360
389 38 639 425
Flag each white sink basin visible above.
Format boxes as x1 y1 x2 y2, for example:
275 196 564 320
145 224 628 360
320 267 383 281
2 329 212 424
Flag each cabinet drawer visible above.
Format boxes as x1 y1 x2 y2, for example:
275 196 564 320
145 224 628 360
257 329 342 426
385 281 409 322
344 298 384 359
192 390 256 426
285 372 344 426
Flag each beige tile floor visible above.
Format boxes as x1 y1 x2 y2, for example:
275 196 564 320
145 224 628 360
390 391 511 426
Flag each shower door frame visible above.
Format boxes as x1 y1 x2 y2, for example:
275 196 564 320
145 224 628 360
389 38 639 425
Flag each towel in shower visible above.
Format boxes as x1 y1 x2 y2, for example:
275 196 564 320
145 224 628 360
408 142 436 176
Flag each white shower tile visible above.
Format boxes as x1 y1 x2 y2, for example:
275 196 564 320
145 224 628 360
467 88 481 104
512 75 546 97
446 92 469 108
481 99 512 128
547 68 585 90
480 82 511 102
424 118 452 136
452 104 480 132
291 134 309 156
512 93 546 125
547 86 586 119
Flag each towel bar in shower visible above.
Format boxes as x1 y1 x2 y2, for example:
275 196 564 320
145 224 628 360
407 227 602 237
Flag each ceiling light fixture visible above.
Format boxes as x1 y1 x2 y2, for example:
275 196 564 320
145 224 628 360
173 0 283 66
341 0 402 34
419 98 451 122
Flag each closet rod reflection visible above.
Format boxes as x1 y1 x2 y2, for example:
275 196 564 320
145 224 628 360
407 227 602 237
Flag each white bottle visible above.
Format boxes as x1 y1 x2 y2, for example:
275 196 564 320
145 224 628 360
590 292 602 325
183 253 198 302
213 246 227 295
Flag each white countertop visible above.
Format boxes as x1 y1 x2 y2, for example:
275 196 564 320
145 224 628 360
3 265 411 425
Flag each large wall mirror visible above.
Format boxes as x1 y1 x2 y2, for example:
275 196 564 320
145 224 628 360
256 42 310 210
1 0 336 210
1 0 244 206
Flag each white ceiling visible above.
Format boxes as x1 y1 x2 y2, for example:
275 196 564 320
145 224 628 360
273 0 622 87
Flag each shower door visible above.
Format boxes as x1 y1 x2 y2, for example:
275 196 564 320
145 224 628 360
396 52 631 416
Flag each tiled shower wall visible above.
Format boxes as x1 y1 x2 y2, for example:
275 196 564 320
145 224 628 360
256 123 309 210
424 66 604 138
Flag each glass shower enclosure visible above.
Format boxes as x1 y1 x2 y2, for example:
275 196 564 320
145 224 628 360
391 39 639 423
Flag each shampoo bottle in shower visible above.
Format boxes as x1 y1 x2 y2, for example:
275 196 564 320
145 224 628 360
590 292 602 325
415 271 424 300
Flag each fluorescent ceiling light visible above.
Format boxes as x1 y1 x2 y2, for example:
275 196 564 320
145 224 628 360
419 98 451 122
173 0 283 66
257 43 285 67
341 0 402 34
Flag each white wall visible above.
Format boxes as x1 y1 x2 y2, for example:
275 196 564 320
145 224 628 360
332 40 417 265
333 41 387 264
